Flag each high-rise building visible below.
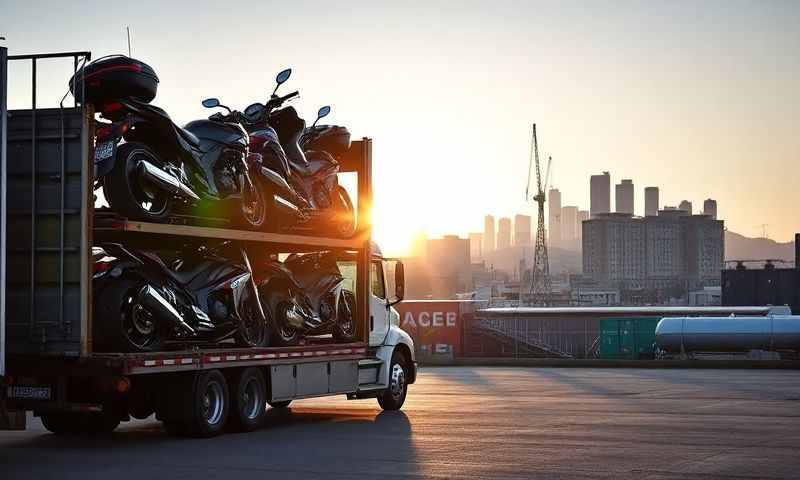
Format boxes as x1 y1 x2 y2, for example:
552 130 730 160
497 217 512 250
468 232 483 260
703 199 717 220
590 172 611 218
644 187 659 217
561 206 579 248
548 188 562 248
483 215 495 253
513 214 532 246
577 210 589 243
615 179 634 214
582 211 724 294
679 200 693 214
426 235 473 298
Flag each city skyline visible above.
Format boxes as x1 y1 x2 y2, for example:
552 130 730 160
2 1 798 256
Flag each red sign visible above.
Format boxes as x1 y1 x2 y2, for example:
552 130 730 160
395 301 472 356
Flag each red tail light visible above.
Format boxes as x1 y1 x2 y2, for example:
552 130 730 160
101 102 123 115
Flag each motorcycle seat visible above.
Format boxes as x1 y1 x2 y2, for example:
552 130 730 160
128 100 201 148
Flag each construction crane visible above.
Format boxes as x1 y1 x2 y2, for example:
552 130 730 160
525 124 552 306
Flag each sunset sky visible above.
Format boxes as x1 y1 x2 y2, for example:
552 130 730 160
2 0 798 255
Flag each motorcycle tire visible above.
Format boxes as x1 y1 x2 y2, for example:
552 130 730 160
93 275 165 353
234 177 269 230
333 290 358 342
331 185 355 238
105 142 172 222
263 288 301 347
234 285 269 348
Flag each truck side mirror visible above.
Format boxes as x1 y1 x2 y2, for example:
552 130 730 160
387 260 404 306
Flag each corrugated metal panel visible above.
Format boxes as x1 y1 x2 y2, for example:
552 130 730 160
5 107 90 356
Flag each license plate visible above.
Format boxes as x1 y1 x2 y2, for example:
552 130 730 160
7 386 52 400
95 141 115 162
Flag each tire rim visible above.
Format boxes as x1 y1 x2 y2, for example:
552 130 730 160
389 362 406 399
337 293 355 337
123 292 157 349
277 302 299 342
202 380 225 426
242 181 267 227
127 152 169 215
240 302 265 347
241 377 263 420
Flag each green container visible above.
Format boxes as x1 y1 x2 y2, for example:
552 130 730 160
599 317 660 359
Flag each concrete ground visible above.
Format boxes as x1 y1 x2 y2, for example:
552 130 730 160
1 367 799 479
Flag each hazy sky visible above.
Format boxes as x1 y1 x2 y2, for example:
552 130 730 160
2 0 798 254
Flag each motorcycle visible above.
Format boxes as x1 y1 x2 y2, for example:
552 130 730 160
225 68 356 237
92 242 269 352
256 251 357 346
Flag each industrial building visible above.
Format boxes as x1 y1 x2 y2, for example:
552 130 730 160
581 210 724 300
590 172 611 218
722 235 799 313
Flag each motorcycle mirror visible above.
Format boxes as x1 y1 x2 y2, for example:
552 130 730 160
311 105 331 127
276 68 292 85
202 98 220 108
272 68 292 96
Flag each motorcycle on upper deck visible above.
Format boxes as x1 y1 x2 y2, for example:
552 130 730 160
231 69 356 238
71 56 268 229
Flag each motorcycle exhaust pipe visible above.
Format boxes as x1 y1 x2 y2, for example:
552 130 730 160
137 285 195 334
138 160 201 201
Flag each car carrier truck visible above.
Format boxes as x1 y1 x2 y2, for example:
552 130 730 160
0 48 416 437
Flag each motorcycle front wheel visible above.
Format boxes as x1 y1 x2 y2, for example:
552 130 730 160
333 290 358 342
235 286 269 347
331 185 355 238
235 176 269 230
105 142 172 222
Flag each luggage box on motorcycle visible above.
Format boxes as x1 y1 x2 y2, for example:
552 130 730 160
310 126 351 158
69 55 159 105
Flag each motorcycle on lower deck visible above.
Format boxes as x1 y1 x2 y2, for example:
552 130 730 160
256 251 357 346
92 242 269 352
225 68 356 237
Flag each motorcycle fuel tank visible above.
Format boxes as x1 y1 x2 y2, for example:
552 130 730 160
184 119 248 150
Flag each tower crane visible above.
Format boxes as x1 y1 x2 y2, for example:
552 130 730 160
525 124 552 305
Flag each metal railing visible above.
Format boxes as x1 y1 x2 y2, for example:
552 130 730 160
465 316 600 359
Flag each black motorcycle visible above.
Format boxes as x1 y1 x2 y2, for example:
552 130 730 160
92 242 269 352
71 56 268 229
232 69 356 237
256 251 357 346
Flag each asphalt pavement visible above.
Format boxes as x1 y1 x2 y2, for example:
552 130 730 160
1 367 799 479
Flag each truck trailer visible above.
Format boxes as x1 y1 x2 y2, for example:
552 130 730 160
0 48 416 437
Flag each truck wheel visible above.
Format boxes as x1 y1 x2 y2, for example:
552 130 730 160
105 142 172 222
377 352 408 411
228 368 266 432
187 370 230 437
268 400 291 409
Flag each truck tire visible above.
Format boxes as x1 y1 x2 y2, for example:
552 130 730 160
228 368 266 432
377 352 408 411
187 370 230 437
267 400 291 409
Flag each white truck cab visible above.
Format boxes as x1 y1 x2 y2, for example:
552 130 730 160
349 242 417 409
